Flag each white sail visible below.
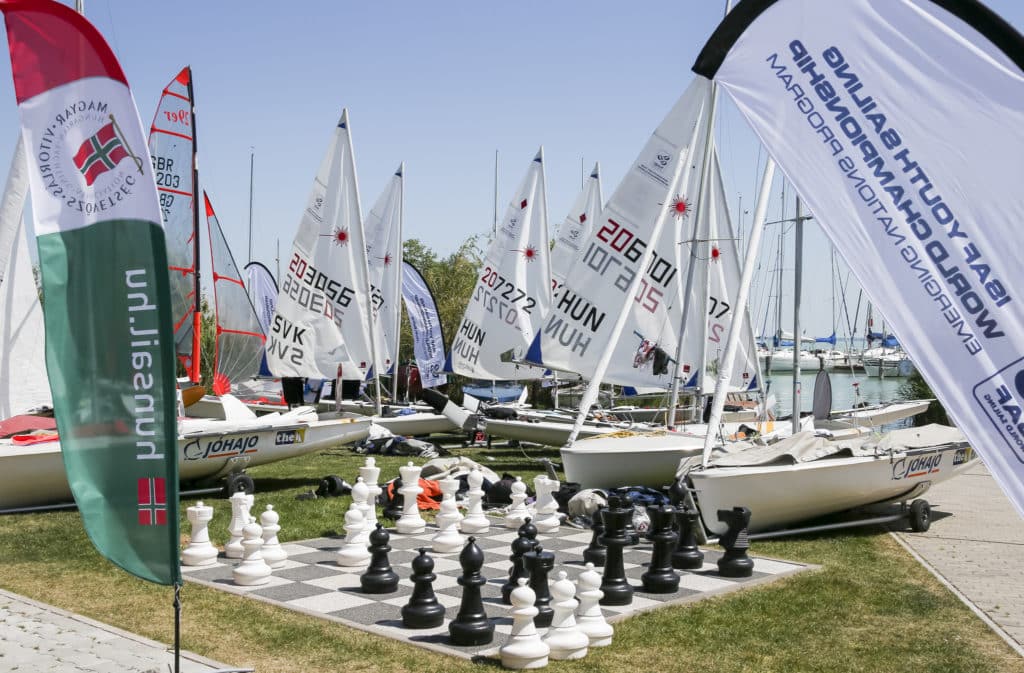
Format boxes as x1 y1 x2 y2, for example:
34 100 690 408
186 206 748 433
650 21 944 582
703 149 761 393
0 139 51 416
448 148 551 380
526 79 713 390
267 110 375 381
550 162 602 289
364 165 403 376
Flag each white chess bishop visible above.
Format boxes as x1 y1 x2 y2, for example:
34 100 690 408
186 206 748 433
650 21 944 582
260 504 288 569
460 466 490 534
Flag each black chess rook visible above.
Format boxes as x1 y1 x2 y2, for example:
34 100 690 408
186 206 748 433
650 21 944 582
598 496 633 606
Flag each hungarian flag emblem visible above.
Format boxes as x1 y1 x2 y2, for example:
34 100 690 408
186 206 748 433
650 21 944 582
73 121 129 186
137 477 168 526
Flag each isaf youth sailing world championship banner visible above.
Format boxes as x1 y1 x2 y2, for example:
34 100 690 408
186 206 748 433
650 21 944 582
694 0 1024 517
0 0 179 583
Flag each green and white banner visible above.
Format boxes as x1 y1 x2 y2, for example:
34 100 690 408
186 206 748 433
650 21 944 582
1 0 179 584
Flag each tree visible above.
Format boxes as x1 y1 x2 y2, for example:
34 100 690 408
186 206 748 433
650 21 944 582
898 370 950 426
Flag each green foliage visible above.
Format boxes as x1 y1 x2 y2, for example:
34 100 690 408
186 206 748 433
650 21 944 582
898 370 950 426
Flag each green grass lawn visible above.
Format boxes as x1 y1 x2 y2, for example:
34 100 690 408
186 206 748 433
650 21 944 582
0 440 1020 673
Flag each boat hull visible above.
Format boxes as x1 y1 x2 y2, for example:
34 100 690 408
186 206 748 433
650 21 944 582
0 416 371 510
688 442 977 535
560 433 705 489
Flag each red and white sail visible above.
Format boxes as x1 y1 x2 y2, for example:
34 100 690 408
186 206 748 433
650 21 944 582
205 192 265 394
147 66 198 379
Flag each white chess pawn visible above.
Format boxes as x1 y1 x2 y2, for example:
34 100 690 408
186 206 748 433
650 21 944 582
542 570 589 660
396 462 426 534
359 457 382 529
575 562 613 647
534 475 561 534
352 477 372 528
461 466 490 534
438 475 464 529
501 577 550 669
232 517 272 586
505 476 531 529
182 501 218 566
260 504 288 569
225 490 254 559
431 496 465 553
337 507 371 567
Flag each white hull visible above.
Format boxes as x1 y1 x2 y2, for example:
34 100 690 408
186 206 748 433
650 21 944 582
186 395 455 436
484 418 619 446
688 442 977 535
561 432 706 489
829 400 931 428
0 414 371 510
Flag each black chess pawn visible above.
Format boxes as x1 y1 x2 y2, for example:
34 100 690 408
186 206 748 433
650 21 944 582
582 505 607 568
502 531 535 604
517 516 539 551
402 548 446 628
382 477 404 520
449 537 494 646
360 523 400 593
717 507 754 578
523 544 555 627
672 505 704 570
599 497 633 606
641 505 680 593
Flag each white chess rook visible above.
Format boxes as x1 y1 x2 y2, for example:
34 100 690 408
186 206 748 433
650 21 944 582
501 577 550 669
542 570 589 660
225 490 254 559
260 504 289 569
182 501 217 566
396 462 426 534
337 507 371 566
505 476 531 529
232 517 273 586
575 562 613 647
461 466 490 534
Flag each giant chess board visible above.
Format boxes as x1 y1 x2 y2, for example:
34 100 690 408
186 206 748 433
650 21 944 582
182 522 810 660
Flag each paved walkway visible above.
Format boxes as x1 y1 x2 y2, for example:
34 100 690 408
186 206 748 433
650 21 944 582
892 462 1024 657
0 588 241 673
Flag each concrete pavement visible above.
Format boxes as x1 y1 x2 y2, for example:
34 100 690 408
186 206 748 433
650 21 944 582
892 461 1024 657
0 588 242 673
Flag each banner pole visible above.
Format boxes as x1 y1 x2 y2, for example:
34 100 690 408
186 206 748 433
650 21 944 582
174 582 181 673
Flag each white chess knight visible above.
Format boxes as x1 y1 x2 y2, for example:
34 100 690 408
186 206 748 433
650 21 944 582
533 475 561 534
501 577 550 670
337 507 371 567
260 504 288 569
575 562 613 647
225 489 254 559
504 476 531 529
431 495 464 553
358 457 382 529
182 501 217 566
396 462 426 534
543 570 589 660
232 517 273 586
461 466 490 534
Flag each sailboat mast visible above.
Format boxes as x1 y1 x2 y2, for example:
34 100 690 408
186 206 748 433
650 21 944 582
187 66 202 384
247 149 254 264
791 196 804 433
390 163 405 404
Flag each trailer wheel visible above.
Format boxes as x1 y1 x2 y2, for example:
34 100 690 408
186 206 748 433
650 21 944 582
225 473 254 497
909 499 931 532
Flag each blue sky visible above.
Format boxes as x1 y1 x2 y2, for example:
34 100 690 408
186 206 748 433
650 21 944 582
1 0 1023 340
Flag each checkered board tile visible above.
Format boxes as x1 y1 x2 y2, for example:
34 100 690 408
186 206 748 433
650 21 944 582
182 523 810 660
